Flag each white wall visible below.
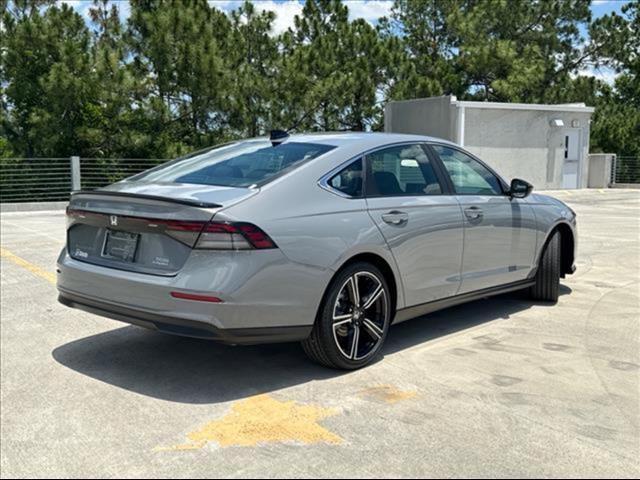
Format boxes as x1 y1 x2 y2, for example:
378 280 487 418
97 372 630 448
385 97 593 190
384 96 457 142
463 108 592 189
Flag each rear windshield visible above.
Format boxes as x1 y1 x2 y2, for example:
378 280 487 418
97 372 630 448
127 140 336 188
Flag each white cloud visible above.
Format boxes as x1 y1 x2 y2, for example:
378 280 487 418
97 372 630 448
57 1 394 34
576 65 619 86
346 1 393 23
211 1 302 34
212 1 393 34
253 1 304 35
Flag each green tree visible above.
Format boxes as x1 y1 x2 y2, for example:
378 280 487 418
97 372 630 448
2 2 97 156
589 0 639 158
386 0 597 102
380 0 464 99
225 1 278 137
126 0 232 155
277 0 390 131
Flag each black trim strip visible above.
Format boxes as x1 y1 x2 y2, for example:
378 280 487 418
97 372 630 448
70 190 222 209
58 290 312 345
394 279 536 323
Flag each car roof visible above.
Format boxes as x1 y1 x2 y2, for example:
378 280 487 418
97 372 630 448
278 132 458 150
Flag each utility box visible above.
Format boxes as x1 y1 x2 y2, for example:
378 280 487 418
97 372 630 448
385 95 594 190
588 153 615 188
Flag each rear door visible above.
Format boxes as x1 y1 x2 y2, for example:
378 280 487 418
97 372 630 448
365 143 464 307
429 144 537 294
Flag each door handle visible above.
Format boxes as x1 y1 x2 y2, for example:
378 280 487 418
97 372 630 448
464 206 483 220
381 211 409 225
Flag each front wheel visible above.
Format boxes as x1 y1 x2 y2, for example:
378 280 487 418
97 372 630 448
530 231 561 302
302 262 391 370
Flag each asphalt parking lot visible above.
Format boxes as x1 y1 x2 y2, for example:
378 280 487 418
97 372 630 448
1 189 639 478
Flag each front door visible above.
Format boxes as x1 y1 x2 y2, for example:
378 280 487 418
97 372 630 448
430 144 538 294
365 143 464 307
562 130 580 189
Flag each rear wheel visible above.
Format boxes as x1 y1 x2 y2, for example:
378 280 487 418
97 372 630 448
302 262 391 370
530 231 561 302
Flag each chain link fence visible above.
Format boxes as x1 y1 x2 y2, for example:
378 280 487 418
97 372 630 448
0 157 165 203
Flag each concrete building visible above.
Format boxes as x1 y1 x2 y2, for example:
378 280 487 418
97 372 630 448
384 95 595 189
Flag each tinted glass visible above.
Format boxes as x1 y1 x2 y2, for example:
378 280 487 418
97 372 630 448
433 145 503 195
366 144 442 196
128 141 335 188
328 159 363 197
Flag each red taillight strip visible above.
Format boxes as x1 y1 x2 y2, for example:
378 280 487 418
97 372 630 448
236 223 276 249
66 208 277 250
200 221 277 249
202 222 239 233
67 208 207 232
170 291 223 303
150 219 205 232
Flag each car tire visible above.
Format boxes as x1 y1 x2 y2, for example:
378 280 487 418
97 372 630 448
302 262 392 370
530 230 561 302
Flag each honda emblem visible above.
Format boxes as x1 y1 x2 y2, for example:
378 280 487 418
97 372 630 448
110 215 118 227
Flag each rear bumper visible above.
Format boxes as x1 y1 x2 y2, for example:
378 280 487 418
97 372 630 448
58 289 312 345
56 245 328 343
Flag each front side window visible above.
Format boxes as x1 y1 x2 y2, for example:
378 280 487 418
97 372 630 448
366 144 442 197
328 159 363 197
432 145 503 195
128 141 335 188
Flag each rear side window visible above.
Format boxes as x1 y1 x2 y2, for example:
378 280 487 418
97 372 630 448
128 141 335 188
328 159 363 197
366 144 442 197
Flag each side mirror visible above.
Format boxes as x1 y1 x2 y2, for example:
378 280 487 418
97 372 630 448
509 178 533 198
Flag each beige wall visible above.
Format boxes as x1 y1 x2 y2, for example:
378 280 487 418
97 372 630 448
588 153 615 188
463 108 592 190
384 96 457 142
385 97 593 190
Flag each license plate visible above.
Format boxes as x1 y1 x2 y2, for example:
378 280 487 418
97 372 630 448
102 230 139 262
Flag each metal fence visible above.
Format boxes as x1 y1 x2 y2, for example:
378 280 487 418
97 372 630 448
0 157 165 203
2 153 638 204
611 156 640 185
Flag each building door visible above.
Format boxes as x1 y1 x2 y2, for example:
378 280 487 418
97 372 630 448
562 130 580 189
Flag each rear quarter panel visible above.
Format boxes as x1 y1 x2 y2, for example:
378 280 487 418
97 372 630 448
218 153 406 314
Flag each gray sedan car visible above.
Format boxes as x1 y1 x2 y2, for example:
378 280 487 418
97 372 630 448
57 132 577 369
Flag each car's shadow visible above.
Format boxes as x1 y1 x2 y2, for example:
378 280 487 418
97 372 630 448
52 286 571 404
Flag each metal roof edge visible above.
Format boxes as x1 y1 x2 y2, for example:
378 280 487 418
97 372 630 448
453 99 595 114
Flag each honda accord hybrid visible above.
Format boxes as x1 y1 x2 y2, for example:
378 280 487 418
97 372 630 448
57 132 577 369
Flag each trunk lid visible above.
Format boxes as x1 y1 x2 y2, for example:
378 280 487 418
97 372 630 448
66 182 257 276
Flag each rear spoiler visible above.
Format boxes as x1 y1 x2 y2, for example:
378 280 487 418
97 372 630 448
69 190 222 209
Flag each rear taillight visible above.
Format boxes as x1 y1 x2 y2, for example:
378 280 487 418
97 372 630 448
66 207 276 250
160 220 206 246
195 222 277 250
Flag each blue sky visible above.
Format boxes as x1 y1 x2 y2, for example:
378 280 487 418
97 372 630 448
58 0 630 84
590 0 629 18
59 0 630 30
